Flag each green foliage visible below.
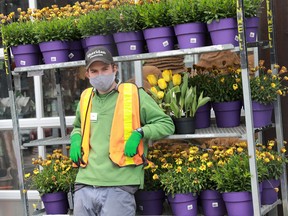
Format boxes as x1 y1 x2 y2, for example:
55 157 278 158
138 0 172 29
1 21 38 47
168 0 204 25
198 0 237 24
34 17 77 42
77 9 113 37
108 3 143 33
211 153 252 192
244 0 264 18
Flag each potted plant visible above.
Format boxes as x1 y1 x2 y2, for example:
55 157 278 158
33 17 76 64
249 60 288 127
108 3 146 55
198 0 238 46
137 0 175 52
208 66 243 127
77 8 117 55
147 70 211 134
156 142 201 216
24 148 78 214
256 140 288 204
167 0 207 49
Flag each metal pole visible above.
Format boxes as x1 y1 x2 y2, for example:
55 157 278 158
266 0 288 215
2 36 29 216
236 0 261 215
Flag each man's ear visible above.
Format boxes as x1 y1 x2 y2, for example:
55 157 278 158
85 71 90 78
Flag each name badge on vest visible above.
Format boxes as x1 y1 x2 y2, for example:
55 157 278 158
90 113 98 121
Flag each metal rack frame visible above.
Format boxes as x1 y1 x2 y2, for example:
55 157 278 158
3 0 287 215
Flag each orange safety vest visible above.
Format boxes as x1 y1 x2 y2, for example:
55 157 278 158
78 83 144 167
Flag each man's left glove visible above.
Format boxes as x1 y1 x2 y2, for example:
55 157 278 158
70 133 83 166
124 130 142 157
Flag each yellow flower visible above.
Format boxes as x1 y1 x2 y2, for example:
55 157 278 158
24 173 31 178
220 77 225 83
33 168 39 175
281 147 287 153
233 84 238 90
172 74 181 86
152 174 159 180
199 164 206 171
158 78 167 90
207 161 213 168
271 83 276 88
175 166 182 173
162 69 172 82
150 87 158 95
157 91 164 99
147 74 157 86
237 147 244 153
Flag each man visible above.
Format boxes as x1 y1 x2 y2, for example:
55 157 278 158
70 46 175 216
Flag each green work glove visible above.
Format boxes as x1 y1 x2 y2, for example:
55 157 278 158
70 133 82 165
124 130 142 157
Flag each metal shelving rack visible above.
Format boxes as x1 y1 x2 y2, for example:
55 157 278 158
3 0 287 215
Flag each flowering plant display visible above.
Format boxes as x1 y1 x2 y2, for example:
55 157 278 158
256 140 288 180
249 60 288 105
147 70 210 118
25 148 78 196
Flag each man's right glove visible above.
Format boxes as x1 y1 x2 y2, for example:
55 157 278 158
70 133 83 166
124 130 142 157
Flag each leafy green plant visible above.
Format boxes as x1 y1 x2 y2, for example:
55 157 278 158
108 3 143 33
34 17 76 42
198 0 237 24
244 0 264 18
249 61 288 105
138 0 172 29
211 153 252 192
25 149 78 196
77 9 113 37
1 21 38 47
167 0 204 25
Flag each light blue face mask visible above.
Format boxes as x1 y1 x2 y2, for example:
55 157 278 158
89 73 116 92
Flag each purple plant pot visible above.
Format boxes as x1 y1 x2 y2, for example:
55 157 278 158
69 40 84 61
195 102 211 129
222 191 253 216
41 191 69 214
174 22 207 49
252 101 273 128
39 40 70 64
245 17 259 43
200 190 226 216
113 31 145 56
168 193 198 216
84 34 118 56
261 179 280 205
135 190 165 215
11 44 42 67
143 26 175 52
207 18 238 46
212 101 242 128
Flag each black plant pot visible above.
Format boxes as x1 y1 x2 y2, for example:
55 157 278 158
172 117 196 134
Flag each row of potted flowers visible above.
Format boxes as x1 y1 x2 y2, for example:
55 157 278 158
138 138 287 215
146 60 288 132
0 0 264 67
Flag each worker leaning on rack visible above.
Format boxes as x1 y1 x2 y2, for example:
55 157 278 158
69 46 175 216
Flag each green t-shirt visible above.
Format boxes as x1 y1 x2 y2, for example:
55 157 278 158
71 86 175 188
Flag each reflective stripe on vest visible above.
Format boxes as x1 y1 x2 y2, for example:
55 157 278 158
109 83 144 166
79 83 144 167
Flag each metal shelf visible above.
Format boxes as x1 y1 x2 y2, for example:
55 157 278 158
166 124 246 139
22 135 70 147
261 199 281 215
12 44 235 74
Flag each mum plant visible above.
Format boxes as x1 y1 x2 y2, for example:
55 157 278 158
249 60 288 105
256 140 288 180
197 0 237 24
137 0 173 29
209 66 243 102
108 3 143 33
25 148 78 196
167 0 204 25
147 70 211 118
147 142 203 197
